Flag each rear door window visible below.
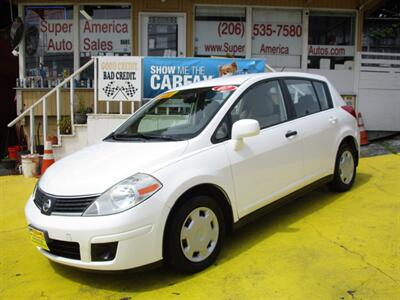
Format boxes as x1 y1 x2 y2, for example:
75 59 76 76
285 79 321 118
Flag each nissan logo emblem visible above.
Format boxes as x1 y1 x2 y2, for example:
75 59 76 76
42 199 52 212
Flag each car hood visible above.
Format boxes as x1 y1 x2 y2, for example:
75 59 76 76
39 140 189 196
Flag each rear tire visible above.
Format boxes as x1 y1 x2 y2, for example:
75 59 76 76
164 195 225 273
329 143 357 192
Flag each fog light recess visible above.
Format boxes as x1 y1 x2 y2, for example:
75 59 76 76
91 242 118 262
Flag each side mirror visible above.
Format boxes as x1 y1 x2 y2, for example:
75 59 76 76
231 119 260 150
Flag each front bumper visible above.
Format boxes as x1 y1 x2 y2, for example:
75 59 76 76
25 194 167 271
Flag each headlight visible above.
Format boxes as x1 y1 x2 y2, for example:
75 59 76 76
83 173 162 216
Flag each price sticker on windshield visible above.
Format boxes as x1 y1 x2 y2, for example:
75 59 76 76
212 86 237 92
156 90 178 100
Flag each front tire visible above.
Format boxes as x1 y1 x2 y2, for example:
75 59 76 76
164 195 225 273
329 143 357 192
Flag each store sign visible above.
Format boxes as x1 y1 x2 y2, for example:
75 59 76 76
252 23 303 56
143 57 265 98
251 10 303 57
195 21 246 56
98 56 142 101
38 19 131 54
80 20 131 54
39 20 73 53
308 45 355 57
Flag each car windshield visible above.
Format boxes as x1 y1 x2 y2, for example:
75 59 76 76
108 86 237 141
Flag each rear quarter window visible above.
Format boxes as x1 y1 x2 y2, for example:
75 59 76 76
312 81 332 110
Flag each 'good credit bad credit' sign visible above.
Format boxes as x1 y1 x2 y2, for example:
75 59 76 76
98 57 142 101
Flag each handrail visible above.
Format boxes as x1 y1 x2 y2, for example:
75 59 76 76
7 58 95 128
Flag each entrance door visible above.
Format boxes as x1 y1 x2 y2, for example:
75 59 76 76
140 13 186 57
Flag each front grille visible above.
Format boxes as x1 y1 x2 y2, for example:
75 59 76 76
46 239 81 260
34 188 97 215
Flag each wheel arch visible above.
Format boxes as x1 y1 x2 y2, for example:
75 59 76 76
339 135 359 166
162 183 234 257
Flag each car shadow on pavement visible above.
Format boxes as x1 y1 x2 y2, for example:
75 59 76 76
50 172 372 294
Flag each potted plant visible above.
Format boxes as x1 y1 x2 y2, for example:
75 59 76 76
59 116 72 134
75 96 88 124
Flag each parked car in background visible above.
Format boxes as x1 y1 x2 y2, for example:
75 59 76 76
26 72 359 273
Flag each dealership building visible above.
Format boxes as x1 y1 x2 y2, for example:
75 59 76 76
3 0 400 156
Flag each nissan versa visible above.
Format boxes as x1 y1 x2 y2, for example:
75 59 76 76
26 72 359 273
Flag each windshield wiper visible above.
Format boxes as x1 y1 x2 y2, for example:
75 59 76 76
110 133 182 141
136 133 183 141
109 133 149 141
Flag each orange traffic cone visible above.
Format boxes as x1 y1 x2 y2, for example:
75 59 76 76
357 112 369 146
41 141 55 175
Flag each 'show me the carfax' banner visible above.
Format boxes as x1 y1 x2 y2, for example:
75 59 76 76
143 57 266 99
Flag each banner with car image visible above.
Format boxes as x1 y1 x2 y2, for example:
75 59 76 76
143 57 266 99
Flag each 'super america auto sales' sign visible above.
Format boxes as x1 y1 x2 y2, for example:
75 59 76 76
98 56 142 101
39 20 73 52
39 19 131 53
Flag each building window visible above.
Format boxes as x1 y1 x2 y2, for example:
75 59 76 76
252 9 303 69
147 16 178 57
363 19 400 53
24 6 73 86
194 6 246 57
308 12 355 70
78 5 131 81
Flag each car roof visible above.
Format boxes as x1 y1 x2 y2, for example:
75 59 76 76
173 72 328 91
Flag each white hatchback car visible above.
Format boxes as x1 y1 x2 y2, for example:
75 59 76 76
26 72 359 273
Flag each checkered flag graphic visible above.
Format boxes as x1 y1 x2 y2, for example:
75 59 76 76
102 82 117 98
122 82 138 98
102 81 138 100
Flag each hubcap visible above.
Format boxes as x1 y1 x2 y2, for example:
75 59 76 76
180 207 219 262
339 150 354 184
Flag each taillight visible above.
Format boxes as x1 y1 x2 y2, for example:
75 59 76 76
341 105 357 119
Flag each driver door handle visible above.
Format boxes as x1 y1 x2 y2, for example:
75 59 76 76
285 130 298 138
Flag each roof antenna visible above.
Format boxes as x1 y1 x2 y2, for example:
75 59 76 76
280 66 286 72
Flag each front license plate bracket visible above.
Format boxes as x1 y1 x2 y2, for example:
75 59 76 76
28 225 50 251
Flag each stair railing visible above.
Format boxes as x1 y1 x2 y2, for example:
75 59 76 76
7 58 95 154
